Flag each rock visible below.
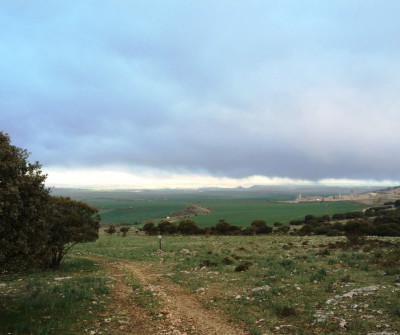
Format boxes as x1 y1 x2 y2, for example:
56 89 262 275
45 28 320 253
339 319 348 328
180 249 190 255
196 287 205 294
326 286 379 304
313 311 327 324
251 285 271 292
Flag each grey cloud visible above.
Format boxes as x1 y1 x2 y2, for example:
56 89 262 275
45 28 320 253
1 1 400 182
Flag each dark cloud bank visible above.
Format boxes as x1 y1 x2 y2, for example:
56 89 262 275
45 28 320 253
1 1 400 183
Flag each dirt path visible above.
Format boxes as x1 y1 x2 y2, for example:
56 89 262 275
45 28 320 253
88 255 249 335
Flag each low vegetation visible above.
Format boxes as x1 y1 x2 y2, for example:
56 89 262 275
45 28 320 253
71 233 400 334
0 257 111 335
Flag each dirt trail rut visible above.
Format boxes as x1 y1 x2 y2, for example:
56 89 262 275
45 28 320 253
89 255 249 335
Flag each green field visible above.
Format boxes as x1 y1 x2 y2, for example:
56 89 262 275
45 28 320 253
82 198 187 224
193 201 366 227
52 188 368 226
83 197 366 228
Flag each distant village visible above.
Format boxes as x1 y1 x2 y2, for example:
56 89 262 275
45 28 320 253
289 186 400 206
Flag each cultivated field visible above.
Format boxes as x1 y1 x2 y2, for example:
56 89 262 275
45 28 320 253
192 201 365 227
76 197 366 227
52 187 370 225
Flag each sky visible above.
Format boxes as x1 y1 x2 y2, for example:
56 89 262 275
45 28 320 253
1 1 400 189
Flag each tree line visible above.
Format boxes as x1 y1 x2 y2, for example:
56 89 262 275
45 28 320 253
141 202 400 238
0 132 100 273
142 218 274 236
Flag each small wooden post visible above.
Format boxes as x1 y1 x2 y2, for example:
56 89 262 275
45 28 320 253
158 235 162 250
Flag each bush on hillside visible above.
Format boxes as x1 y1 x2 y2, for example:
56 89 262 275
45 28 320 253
177 220 203 235
157 221 177 234
215 219 242 235
250 219 272 234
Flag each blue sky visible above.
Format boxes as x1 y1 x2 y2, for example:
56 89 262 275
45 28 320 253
1 1 400 188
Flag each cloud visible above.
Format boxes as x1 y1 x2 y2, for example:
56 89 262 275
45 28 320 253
1 1 400 186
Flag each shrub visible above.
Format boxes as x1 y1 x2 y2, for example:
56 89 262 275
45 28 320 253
215 220 241 235
143 222 156 234
157 221 177 234
199 260 218 267
290 219 303 226
272 302 296 317
298 224 315 235
234 261 252 272
314 224 331 235
326 229 342 236
120 227 129 237
223 257 234 265
304 215 315 222
321 215 331 222
385 268 400 276
250 220 272 234
344 211 364 219
332 213 346 220
275 225 290 234
177 220 203 235
105 225 117 235
310 268 327 282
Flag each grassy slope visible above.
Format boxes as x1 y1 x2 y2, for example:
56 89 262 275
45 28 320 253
0 257 111 335
75 234 400 335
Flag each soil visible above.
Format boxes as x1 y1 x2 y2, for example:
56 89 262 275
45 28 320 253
87 255 249 335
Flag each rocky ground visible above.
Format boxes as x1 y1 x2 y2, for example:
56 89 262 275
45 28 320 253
86 255 249 335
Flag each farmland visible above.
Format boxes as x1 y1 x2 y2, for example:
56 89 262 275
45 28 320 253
52 188 368 226
192 201 365 227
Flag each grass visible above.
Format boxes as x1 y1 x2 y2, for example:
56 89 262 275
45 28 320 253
193 200 366 227
73 233 400 334
2 225 398 334
87 198 187 224
59 188 367 226
0 257 112 335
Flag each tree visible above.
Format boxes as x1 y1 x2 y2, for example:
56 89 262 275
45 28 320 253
0 132 50 272
157 220 177 234
0 132 101 272
143 222 156 234
46 196 100 269
343 219 375 244
177 220 202 235
104 224 117 235
120 227 130 237
250 220 272 234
